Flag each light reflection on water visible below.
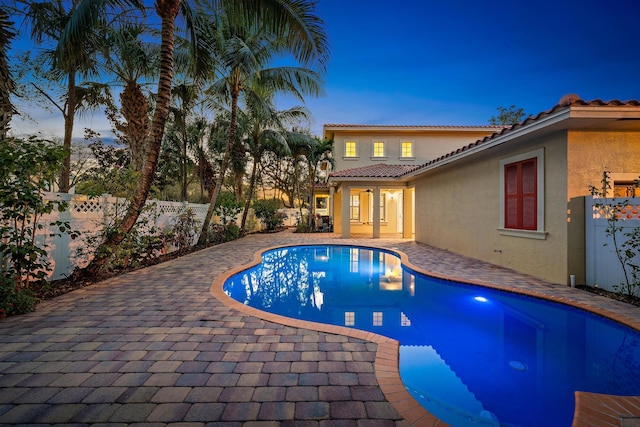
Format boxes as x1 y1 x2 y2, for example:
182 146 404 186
223 245 640 427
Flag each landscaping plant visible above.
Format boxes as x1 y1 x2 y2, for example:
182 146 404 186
167 207 201 253
0 137 78 316
253 198 287 231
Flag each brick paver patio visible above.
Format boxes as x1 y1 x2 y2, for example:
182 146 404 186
1 230 639 426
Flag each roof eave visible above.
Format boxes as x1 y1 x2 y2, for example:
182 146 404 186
404 107 572 179
328 176 412 184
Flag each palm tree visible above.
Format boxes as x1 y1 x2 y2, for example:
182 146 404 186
60 0 327 273
166 82 206 201
197 9 325 244
287 130 334 227
22 0 107 192
100 23 160 174
61 0 180 275
238 89 310 231
0 9 16 138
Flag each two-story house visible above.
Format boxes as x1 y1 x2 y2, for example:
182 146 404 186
319 124 501 237
324 97 640 286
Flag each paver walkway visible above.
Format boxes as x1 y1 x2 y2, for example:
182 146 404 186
1 230 639 426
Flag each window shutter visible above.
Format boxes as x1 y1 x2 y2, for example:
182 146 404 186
521 159 537 229
505 164 520 228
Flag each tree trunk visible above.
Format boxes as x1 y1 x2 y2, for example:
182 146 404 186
59 70 75 193
240 152 259 231
308 163 315 228
181 129 187 201
120 83 150 173
197 90 239 245
83 1 180 276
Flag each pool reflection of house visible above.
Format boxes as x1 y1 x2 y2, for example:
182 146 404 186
324 96 640 285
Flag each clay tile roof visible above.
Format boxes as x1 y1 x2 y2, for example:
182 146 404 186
323 124 502 130
409 96 640 175
330 164 422 179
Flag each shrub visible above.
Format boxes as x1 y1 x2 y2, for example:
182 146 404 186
253 199 287 231
167 207 201 253
214 191 243 225
80 201 167 273
0 275 36 318
0 137 78 316
295 222 314 233
208 222 241 244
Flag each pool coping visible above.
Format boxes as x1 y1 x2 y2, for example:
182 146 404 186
210 243 640 427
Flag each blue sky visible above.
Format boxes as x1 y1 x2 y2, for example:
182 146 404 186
296 0 640 134
10 0 640 138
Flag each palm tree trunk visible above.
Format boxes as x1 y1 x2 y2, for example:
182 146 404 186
308 163 315 228
240 152 259 231
197 90 239 245
83 0 180 276
59 70 75 193
120 83 150 173
181 131 188 201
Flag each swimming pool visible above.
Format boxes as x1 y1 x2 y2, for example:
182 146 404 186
222 245 640 427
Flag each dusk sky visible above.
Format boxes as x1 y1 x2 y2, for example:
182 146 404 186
9 0 640 139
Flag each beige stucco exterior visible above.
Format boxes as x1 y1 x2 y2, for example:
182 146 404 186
323 125 500 172
412 131 570 284
410 112 640 285
322 125 499 239
326 101 640 286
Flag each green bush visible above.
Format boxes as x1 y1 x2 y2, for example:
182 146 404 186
295 222 314 233
214 191 243 225
253 199 287 231
166 207 201 253
0 275 36 318
79 201 168 273
1 137 78 317
208 223 241 244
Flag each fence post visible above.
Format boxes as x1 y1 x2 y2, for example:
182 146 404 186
50 193 74 279
585 195 596 286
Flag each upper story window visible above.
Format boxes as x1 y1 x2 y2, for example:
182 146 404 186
344 141 358 158
401 141 414 158
372 141 386 158
499 148 546 239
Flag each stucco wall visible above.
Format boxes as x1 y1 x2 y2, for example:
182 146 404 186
413 132 570 284
567 131 640 197
566 130 640 284
331 130 495 172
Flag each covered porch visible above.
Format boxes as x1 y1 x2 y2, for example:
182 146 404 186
322 164 419 239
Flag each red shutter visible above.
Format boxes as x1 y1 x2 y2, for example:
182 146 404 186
504 158 537 230
505 164 520 228
521 159 537 229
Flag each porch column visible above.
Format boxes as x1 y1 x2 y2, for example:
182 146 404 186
341 187 350 238
403 188 414 239
372 187 381 238
329 185 335 220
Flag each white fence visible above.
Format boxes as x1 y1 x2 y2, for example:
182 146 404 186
18 193 302 281
35 193 211 280
585 195 640 291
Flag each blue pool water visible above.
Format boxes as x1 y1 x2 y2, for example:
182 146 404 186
223 245 640 427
